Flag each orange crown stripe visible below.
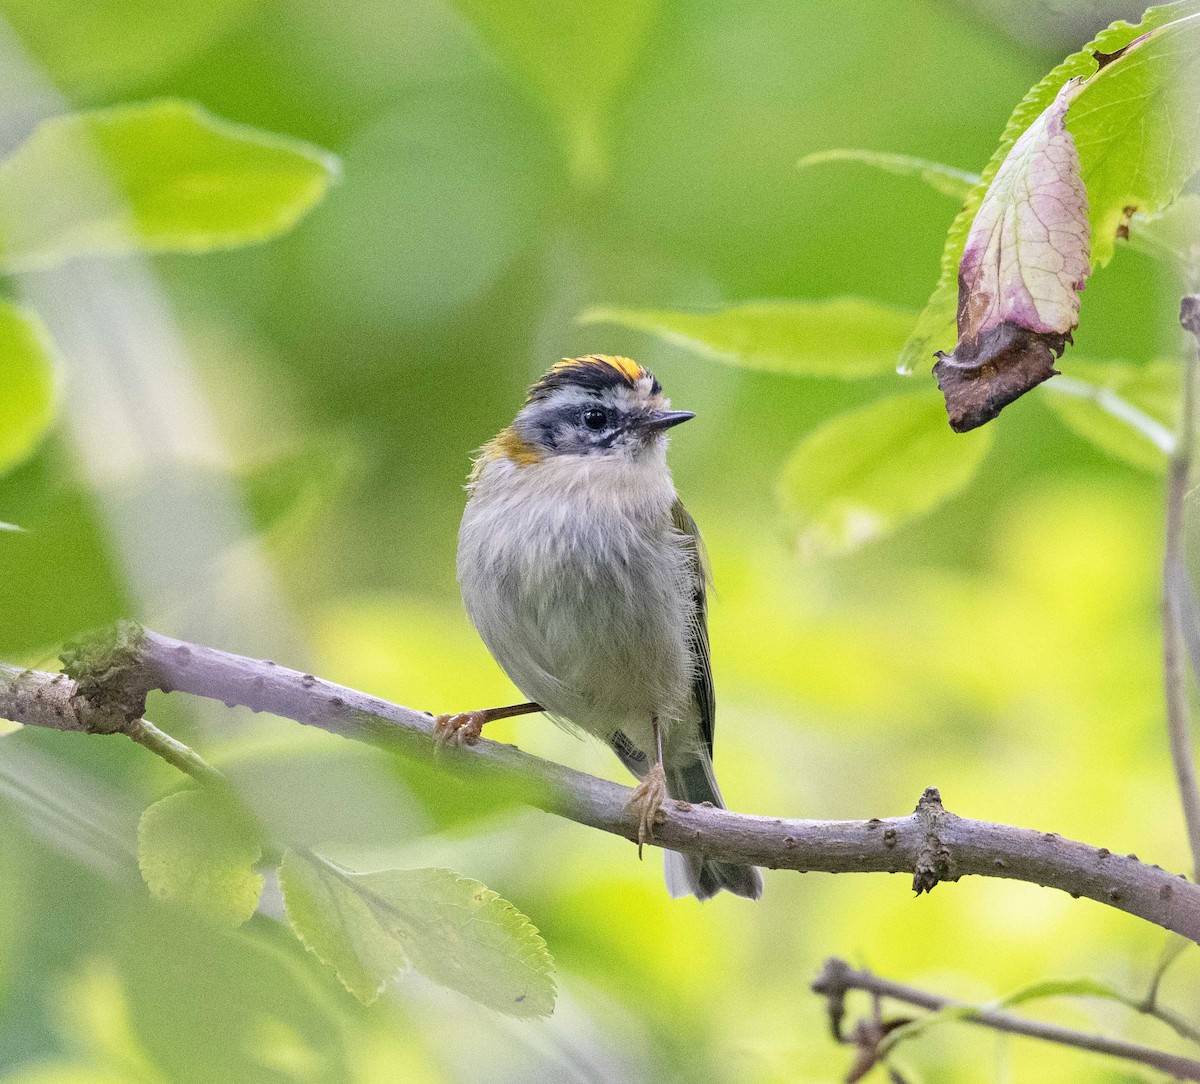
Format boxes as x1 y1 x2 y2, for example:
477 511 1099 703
550 354 647 384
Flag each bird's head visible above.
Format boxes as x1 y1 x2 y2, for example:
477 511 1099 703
483 355 693 468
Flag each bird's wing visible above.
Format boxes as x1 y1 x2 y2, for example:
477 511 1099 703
671 498 715 756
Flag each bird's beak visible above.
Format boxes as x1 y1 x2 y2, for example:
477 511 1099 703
644 410 696 431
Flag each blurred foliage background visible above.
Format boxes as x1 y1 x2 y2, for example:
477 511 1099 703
0 0 1194 1080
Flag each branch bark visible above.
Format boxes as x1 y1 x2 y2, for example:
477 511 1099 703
1 623 1199 940
812 957 1200 1082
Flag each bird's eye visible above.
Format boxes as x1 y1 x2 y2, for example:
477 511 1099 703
582 407 608 431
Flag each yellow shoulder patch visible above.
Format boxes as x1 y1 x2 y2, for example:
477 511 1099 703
472 426 542 481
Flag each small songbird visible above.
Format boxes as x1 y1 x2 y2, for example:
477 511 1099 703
438 355 762 901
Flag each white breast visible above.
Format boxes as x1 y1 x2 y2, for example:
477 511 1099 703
457 452 695 753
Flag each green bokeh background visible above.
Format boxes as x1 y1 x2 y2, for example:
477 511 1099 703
0 0 1192 1080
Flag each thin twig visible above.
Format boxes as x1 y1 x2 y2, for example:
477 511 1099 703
812 957 1200 1082
1142 937 1200 1047
1166 296 1200 880
1 625 1199 940
125 718 226 787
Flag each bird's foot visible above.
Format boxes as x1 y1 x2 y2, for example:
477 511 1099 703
626 762 667 858
433 710 488 747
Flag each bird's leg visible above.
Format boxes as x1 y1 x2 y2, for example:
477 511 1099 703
432 702 541 747
626 716 667 858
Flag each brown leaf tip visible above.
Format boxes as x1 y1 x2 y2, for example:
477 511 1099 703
1115 204 1137 241
1091 46 1128 70
933 324 1065 432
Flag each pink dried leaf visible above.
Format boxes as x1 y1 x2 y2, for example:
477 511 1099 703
934 77 1090 432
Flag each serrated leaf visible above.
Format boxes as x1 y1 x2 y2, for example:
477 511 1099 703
797 149 977 201
448 0 659 183
0 299 57 475
279 851 408 1005
280 851 556 1017
902 1 1200 373
581 298 916 379
0 0 266 96
1070 10 1200 269
137 788 264 928
1042 358 1177 471
779 392 994 555
0 100 340 272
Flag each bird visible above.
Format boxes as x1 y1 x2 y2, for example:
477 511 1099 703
437 354 762 901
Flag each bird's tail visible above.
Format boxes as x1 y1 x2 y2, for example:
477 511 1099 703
663 757 763 901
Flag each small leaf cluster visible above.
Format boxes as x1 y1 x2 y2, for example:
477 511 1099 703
587 1 1199 555
137 787 557 1018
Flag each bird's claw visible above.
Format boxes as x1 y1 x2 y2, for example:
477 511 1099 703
626 763 667 858
433 711 487 748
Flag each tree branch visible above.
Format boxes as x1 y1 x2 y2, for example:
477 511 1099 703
1 623 1199 940
812 957 1200 1082
1166 295 1200 879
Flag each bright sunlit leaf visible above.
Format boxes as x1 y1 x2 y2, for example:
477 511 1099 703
582 298 916 378
0 100 340 272
779 391 995 555
137 788 265 928
1042 358 1177 471
0 300 57 476
279 850 556 1016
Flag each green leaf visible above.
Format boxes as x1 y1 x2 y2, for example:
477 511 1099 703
137 788 264 928
581 298 916 379
797 149 978 200
1042 359 1177 471
998 976 1137 1010
448 0 659 183
879 977 1140 1060
779 392 994 554
1070 10 1200 269
0 300 57 475
242 442 355 541
0 0 266 95
1126 193 1200 265
279 850 556 1016
901 1 1200 372
0 100 340 272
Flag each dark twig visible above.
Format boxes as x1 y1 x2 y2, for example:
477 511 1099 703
0 624 1199 940
812 957 1200 1082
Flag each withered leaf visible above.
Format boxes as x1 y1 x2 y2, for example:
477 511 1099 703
934 78 1090 432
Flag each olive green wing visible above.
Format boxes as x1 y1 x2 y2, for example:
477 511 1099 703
671 498 715 756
